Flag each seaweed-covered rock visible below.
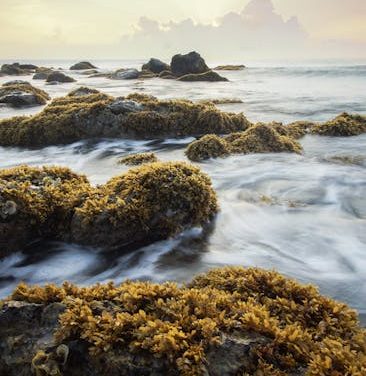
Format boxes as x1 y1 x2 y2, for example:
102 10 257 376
171 51 210 77
311 112 366 136
186 123 302 161
0 82 50 107
0 166 91 257
0 162 217 255
69 61 97 70
71 162 218 248
118 152 158 166
0 90 250 147
1 266 365 376
214 64 245 71
186 134 230 161
142 58 170 74
111 68 139 80
68 87 100 97
159 70 176 79
177 70 228 82
46 72 76 83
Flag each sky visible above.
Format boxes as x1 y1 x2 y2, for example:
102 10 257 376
1 0 366 60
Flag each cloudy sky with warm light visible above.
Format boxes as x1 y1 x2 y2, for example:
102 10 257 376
1 0 366 60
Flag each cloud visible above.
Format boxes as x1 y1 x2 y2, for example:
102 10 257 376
120 0 308 60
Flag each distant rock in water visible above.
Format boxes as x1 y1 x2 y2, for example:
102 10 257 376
142 58 170 73
171 51 210 77
0 162 218 256
177 70 228 82
69 61 97 70
0 89 250 147
32 72 49 80
0 81 50 108
46 72 76 83
1 266 365 376
111 68 140 80
0 63 37 76
214 64 246 71
158 69 175 79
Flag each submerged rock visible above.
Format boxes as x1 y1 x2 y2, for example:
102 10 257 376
111 68 139 80
71 161 218 248
0 82 50 107
0 162 217 256
142 58 170 74
0 89 250 147
118 152 158 166
0 63 36 76
186 123 302 161
158 70 176 79
177 70 228 82
214 64 246 71
32 72 49 80
46 72 76 83
69 61 97 70
171 51 210 77
1 266 365 376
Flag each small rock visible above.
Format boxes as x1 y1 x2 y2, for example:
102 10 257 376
111 68 139 80
69 61 97 70
33 72 49 80
142 58 170 74
108 99 144 114
46 72 76 83
178 70 228 82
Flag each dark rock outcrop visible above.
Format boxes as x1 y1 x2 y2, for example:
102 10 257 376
142 58 170 74
46 72 76 83
69 61 97 70
170 51 210 77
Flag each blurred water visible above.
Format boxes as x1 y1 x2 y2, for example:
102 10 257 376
0 59 365 323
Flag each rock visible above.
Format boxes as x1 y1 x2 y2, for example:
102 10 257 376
0 63 30 76
0 82 50 108
142 58 170 74
1 266 365 376
185 134 230 161
0 162 218 255
45 81 59 85
33 72 49 80
69 61 97 70
46 72 76 83
177 70 228 82
170 51 210 77
111 68 139 80
70 161 218 248
0 90 250 147
214 64 245 71
185 123 303 161
18 64 38 70
68 87 100 97
138 71 157 79
107 99 144 114
118 152 158 166
158 70 175 79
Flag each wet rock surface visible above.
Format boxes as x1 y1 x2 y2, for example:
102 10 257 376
171 51 210 77
46 72 76 83
142 58 170 74
177 70 228 82
0 82 50 107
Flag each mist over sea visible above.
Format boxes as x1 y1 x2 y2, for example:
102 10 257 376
0 59 365 324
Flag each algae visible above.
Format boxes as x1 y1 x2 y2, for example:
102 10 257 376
6 266 365 376
185 134 230 161
0 82 50 106
118 152 158 166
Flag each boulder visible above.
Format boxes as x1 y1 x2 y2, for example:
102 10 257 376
170 51 210 77
142 58 170 74
0 63 30 76
33 72 49 80
46 72 76 83
0 82 50 108
111 68 140 80
18 63 38 70
177 70 228 82
69 61 97 70
1 266 365 376
108 99 144 114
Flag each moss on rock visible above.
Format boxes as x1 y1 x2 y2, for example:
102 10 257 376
311 112 366 137
0 89 250 147
185 134 230 161
118 152 158 166
71 161 218 248
0 82 50 107
214 64 246 71
177 70 228 82
1 266 365 376
186 123 302 161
